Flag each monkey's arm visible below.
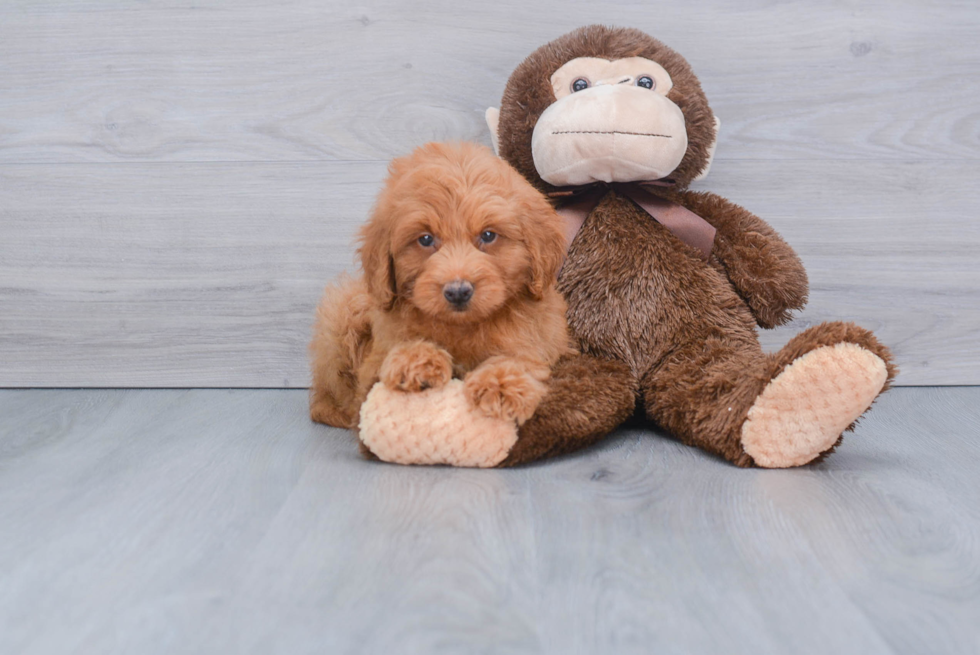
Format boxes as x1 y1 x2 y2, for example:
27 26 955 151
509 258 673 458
674 189 809 329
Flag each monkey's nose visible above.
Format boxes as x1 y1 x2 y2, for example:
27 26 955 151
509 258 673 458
443 280 474 309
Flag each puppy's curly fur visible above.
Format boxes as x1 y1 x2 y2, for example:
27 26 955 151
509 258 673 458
310 142 572 429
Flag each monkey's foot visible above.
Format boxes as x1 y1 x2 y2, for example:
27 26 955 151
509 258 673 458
359 379 518 468
740 343 888 468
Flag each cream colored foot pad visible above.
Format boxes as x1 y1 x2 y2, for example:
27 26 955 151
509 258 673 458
359 379 518 468
741 343 888 468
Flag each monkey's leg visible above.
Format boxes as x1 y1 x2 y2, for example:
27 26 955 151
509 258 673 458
642 323 895 468
641 330 769 467
498 354 636 466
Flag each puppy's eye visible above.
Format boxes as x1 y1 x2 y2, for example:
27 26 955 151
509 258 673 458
479 230 497 244
571 78 589 93
417 234 435 247
636 76 655 90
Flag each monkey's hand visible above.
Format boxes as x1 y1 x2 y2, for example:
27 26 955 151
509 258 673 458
674 190 809 328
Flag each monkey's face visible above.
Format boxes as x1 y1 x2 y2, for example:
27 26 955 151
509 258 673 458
489 26 720 191
531 57 689 186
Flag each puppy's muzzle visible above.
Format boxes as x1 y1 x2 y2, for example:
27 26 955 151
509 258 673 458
443 280 474 310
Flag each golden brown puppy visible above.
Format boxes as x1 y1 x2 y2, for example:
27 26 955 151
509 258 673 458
310 142 572 430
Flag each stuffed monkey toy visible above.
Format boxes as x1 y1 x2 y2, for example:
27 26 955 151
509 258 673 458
324 25 896 468
483 24 896 467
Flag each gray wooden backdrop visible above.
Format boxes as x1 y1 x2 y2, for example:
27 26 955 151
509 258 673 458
1 0 977 388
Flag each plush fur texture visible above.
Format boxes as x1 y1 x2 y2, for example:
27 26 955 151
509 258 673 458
501 353 636 466
492 25 897 467
741 343 888 468
359 379 519 467
499 25 718 193
354 352 638 467
310 142 575 438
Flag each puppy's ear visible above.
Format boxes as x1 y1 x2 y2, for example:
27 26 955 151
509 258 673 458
357 208 398 310
522 197 568 300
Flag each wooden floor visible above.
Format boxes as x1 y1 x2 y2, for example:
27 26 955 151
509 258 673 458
1 387 978 654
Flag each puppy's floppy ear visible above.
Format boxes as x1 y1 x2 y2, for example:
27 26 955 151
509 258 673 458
521 194 568 300
357 206 398 310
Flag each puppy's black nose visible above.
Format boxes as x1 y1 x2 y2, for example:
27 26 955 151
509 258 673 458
443 280 474 308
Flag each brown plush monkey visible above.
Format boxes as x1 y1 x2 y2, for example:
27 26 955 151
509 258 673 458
333 25 894 469
482 25 897 468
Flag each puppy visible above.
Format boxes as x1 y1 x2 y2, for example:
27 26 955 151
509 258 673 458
310 142 572 429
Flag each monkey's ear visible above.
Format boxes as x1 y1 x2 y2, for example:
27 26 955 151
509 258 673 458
485 107 501 156
357 217 397 310
693 114 721 182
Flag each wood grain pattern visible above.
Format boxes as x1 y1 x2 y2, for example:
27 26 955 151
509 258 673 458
1 160 977 387
0 387 978 653
0 0 978 387
0 162 382 387
0 0 977 163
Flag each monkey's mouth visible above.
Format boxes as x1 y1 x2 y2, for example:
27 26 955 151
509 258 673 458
551 130 672 138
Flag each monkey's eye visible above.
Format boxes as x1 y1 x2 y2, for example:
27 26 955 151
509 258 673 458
636 76 655 90
571 78 590 93
479 230 497 244
418 234 435 247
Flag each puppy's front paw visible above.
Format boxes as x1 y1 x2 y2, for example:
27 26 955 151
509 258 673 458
380 341 453 392
464 358 548 425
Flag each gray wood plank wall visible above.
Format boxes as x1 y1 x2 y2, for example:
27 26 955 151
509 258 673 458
1 0 978 387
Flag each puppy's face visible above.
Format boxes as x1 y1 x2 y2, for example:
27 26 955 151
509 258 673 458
390 195 530 322
359 143 566 324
